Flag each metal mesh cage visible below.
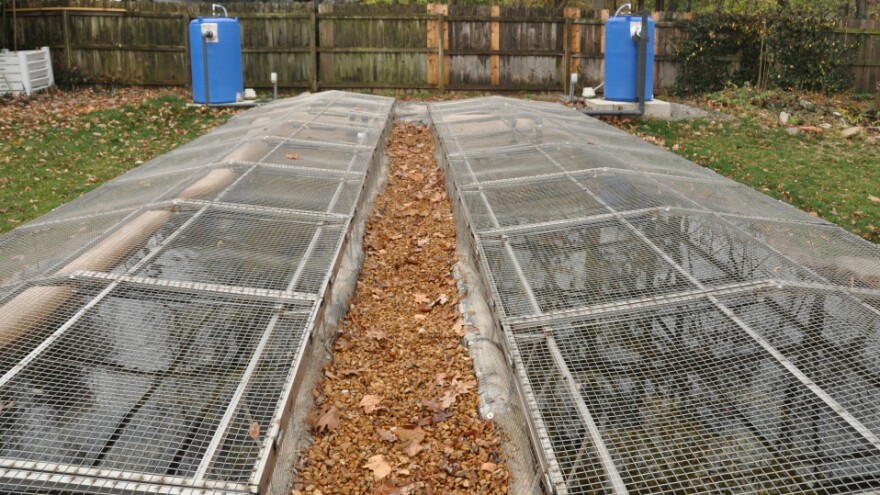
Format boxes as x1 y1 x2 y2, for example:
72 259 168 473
0 91 394 494
430 97 880 495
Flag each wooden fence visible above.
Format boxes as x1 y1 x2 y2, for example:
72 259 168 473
3 0 879 93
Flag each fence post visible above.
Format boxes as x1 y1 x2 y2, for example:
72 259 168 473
318 3 333 88
62 9 72 70
438 10 445 93
490 5 500 87
427 4 448 93
182 13 191 88
309 9 317 92
565 7 581 87
563 18 571 93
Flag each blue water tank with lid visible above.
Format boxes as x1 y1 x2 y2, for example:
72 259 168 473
189 16 243 104
604 15 655 102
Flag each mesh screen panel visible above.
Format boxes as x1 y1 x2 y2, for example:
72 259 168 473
430 97 880 495
0 91 393 494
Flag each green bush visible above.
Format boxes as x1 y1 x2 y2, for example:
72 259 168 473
763 15 848 91
676 14 763 94
676 12 848 94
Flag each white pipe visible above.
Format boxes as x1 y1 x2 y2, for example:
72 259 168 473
212 3 228 17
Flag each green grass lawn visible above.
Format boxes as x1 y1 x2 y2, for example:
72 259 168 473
0 92 237 233
616 107 880 244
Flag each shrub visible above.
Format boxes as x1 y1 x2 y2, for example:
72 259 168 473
676 12 849 94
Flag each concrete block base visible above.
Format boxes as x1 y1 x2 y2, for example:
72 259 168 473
582 98 672 119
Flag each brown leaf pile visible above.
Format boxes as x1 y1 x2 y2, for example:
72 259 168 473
0 87 189 133
296 123 509 495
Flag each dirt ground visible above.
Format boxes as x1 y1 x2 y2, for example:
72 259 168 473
294 123 510 495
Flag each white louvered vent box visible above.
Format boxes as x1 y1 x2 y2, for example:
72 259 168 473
0 47 55 96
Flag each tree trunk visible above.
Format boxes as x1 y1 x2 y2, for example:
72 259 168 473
667 0 678 12
856 0 868 19
656 0 666 12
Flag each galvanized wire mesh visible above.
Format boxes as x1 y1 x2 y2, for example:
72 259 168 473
0 91 393 494
430 96 880 495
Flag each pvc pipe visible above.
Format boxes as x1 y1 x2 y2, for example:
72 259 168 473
212 3 228 17
0 286 74 349
177 168 237 199
0 167 242 350
58 210 173 274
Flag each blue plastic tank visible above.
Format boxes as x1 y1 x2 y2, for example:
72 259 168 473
189 17 243 104
604 15 654 102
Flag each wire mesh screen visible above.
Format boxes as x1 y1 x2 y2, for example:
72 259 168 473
0 91 393 494
429 96 880 495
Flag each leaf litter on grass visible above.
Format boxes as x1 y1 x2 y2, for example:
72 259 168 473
295 123 509 495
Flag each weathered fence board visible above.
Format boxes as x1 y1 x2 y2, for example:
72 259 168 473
4 0 879 93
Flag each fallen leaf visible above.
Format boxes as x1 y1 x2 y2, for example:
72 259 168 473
364 455 391 480
481 462 498 472
366 240 385 253
431 294 449 306
376 428 398 442
340 368 363 377
799 126 823 133
286 153 300 160
367 329 386 340
397 483 424 495
396 425 426 444
359 394 383 414
316 406 340 433
433 410 453 423
869 195 880 204
413 293 431 304
421 398 444 412
454 380 476 395
248 421 260 440
440 390 457 409
452 319 466 336
0 401 14 413
403 440 423 457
